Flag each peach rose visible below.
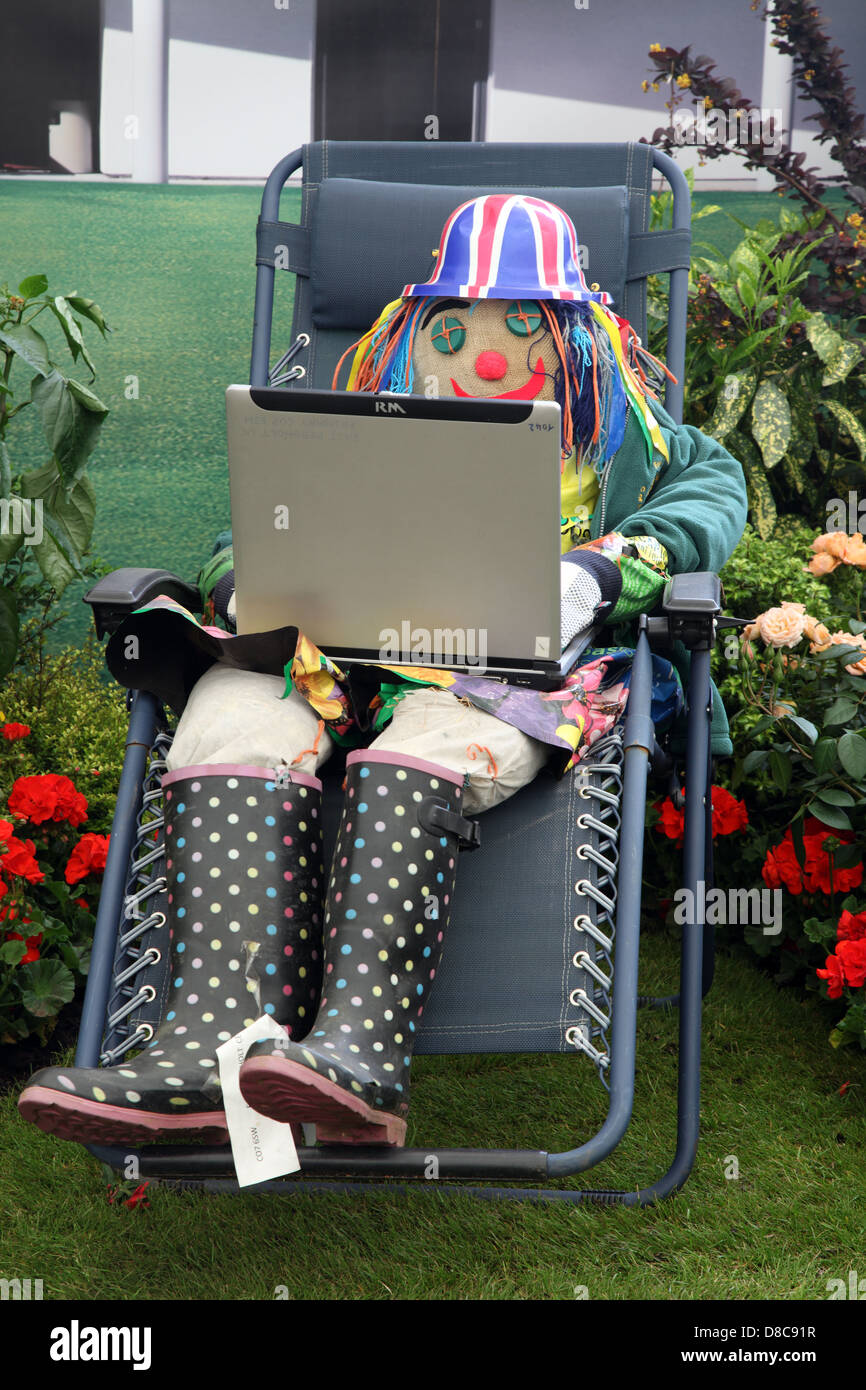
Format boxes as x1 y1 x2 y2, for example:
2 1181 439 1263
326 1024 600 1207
807 552 840 576
813 630 866 674
844 533 866 568
812 531 852 559
754 605 808 648
807 621 832 652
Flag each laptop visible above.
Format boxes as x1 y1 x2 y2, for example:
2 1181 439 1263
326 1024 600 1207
225 386 595 690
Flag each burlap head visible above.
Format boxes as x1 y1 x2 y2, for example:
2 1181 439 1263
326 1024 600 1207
410 299 561 400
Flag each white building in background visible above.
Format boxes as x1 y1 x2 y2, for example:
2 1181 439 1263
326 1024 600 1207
2 0 863 188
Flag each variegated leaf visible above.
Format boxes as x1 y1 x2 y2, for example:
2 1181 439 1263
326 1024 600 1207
786 394 817 472
821 339 862 386
751 379 792 469
729 242 762 279
727 427 778 539
706 367 757 440
780 454 806 495
805 311 843 364
823 398 866 461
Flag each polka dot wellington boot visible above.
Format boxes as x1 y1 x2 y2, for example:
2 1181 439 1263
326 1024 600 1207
238 750 480 1146
18 766 324 1146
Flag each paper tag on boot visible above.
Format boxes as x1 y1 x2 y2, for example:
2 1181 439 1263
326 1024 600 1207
217 1016 300 1188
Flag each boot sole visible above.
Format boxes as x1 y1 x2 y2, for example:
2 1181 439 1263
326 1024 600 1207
240 1056 407 1147
18 1086 229 1147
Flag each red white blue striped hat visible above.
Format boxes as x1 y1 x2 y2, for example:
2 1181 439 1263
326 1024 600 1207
403 194 612 303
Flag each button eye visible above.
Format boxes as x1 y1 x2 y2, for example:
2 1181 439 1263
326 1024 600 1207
430 314 467 354
505 301 543 336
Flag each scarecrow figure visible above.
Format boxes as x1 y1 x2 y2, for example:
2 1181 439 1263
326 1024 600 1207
20 197 747 1150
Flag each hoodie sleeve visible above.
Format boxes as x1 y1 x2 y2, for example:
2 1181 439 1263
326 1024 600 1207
614 398 748 575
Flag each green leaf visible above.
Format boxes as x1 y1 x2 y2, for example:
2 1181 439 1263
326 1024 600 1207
778 205 805 234
0 323 52 378
828 695 861 728
779 454 807 495
812 738 838 774
787 714 818 744
838 731 866 781
0 493 25 562
0 441 11 495
19 959 76 1019
0 584 19 679
822 339 862 387
807 799 852 831
736 274 757 308
29 370 105 485
805 311 844 364
815 787 855 806
833 842 864 870
802 915 838 947
66 377 108 414
727 427 777 538
17 274 48 299
706 368 757 440
64 295 109 336
730 241 762 278
742 749 769 773
769 748 792 794
812 643 864 662
751 379 792 469
21 462 95 553
49 297 95 376
0 940 28 966
822 399 866 461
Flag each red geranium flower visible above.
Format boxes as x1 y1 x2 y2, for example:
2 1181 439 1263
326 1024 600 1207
1 722 31 740
762 822 863 897
837 937 866 990
817 953 845 999
655 787 748 850
8 773 88 828
4 931 43 964
0 819 13 850
710 786 748 836
64 832 110 885
837 908 866 942
1 835 45 884
762 834 805 895
655 797 685 847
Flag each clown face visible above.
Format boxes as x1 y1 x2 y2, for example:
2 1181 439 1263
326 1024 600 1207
411 298 561 401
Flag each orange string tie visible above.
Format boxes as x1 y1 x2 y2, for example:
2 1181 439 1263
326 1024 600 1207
290 719 326 766
466 743 499 778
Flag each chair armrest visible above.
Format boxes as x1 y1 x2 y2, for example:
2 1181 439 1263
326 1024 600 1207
83 567 201 639
640 571 723 653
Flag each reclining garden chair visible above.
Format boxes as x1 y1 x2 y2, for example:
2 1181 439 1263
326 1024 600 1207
70 140 724 1206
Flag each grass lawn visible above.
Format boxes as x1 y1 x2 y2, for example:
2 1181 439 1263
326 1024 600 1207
2 931 864 1301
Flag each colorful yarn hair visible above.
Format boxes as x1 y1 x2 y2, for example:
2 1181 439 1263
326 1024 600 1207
333 296 673 473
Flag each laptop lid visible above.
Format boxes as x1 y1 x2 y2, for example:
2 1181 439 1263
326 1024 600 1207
225 387 568 680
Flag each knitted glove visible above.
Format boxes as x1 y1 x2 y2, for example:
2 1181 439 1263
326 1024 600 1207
560 548 622 648
570 532 671 624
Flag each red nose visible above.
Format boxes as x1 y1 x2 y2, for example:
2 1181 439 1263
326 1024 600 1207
475 349 508 381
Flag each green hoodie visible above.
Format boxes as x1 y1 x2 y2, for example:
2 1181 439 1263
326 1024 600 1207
591 395 748 755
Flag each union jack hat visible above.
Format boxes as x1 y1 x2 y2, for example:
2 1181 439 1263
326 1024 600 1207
403 194 612 304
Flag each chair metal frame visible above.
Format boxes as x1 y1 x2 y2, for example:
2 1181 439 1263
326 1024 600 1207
76 142 722 1205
